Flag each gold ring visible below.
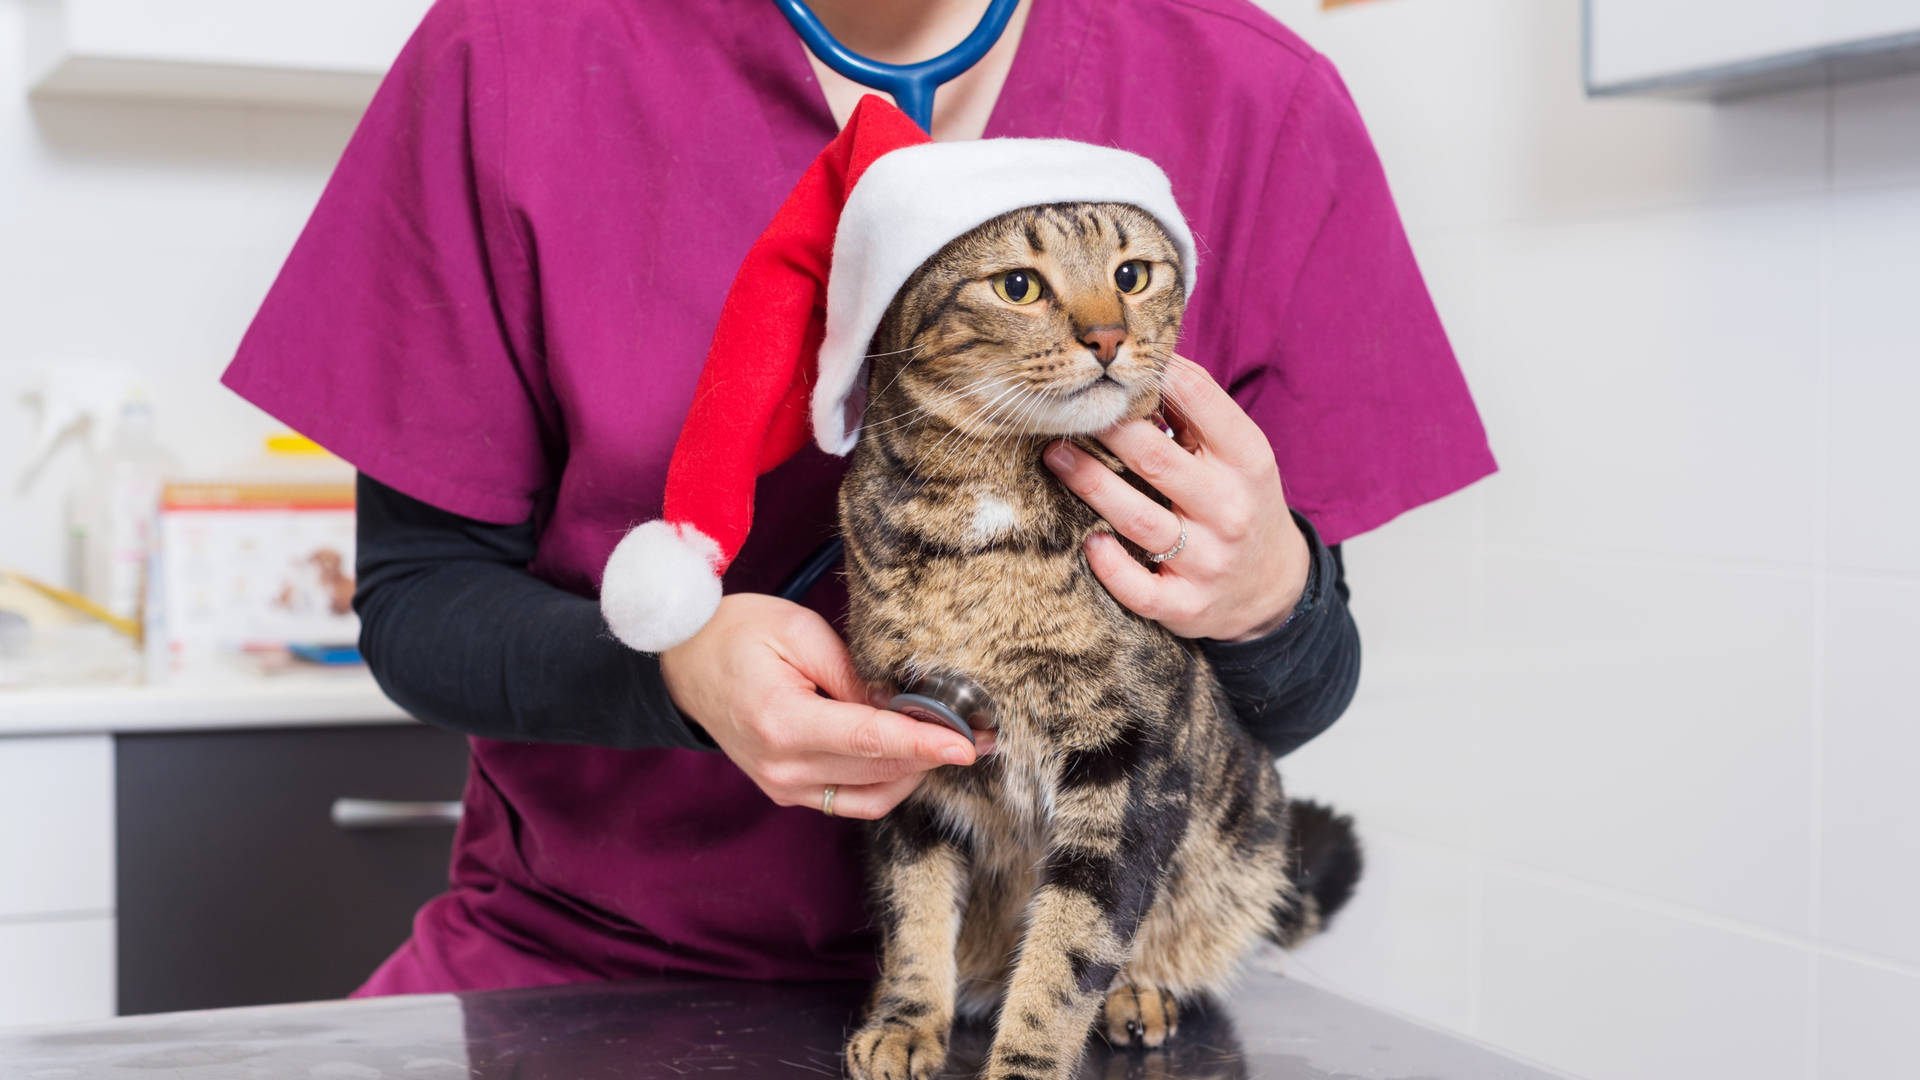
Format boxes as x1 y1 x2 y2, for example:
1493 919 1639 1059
822 785 838 817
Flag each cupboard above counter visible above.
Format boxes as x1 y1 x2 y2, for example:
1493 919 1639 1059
1587 0 1920 98
25 0 433 108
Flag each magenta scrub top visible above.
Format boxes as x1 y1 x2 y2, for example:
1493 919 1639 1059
224 0 1495 995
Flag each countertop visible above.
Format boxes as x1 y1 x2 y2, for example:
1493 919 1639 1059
0 968 1563 1079
0 667 409 737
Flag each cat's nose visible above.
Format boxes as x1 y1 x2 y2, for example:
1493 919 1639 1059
1080 327 1127 367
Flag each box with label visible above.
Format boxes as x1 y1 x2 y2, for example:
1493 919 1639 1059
150 481 357 674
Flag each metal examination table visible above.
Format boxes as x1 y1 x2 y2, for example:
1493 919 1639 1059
0 967 1563 1079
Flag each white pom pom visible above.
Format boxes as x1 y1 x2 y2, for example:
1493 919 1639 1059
599 520 724 653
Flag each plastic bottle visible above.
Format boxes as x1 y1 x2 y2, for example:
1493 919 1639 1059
77 395 180 624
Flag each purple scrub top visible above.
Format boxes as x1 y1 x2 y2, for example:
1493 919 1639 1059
223 0 1495 995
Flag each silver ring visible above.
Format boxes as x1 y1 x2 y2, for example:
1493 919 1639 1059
1149 519 1187 564
821 785 838 817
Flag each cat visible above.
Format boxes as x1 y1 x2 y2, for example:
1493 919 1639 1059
838 201 1363 1080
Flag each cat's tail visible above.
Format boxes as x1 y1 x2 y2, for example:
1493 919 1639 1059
1267 799 1364 949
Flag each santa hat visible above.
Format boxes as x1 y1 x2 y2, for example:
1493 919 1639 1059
601 96 1197 653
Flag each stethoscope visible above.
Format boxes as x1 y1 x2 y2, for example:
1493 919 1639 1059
768 0 1018 742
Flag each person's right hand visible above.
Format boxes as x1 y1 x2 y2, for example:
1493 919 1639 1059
659 593 992 820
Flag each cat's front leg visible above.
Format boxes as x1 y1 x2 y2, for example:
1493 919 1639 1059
846 800 971 1080
984 736 1190 1080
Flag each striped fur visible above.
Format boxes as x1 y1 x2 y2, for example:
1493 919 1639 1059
841 204 1360 1080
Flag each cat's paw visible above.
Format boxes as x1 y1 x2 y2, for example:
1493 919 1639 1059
846 1019 948 1080
1102 984 1180 1049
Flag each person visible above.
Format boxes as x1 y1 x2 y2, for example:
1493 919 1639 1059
222 0 1494 995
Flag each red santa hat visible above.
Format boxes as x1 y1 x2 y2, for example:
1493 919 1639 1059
600 96 1197 653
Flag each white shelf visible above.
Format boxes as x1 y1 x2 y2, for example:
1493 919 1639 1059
1586 0 1920 98
0 668 410 736
25 0 433 108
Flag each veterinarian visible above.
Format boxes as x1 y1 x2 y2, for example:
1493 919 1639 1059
222 0 1494 995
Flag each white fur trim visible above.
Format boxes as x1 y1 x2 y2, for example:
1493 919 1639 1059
812 139 1198 455
599 520 724 653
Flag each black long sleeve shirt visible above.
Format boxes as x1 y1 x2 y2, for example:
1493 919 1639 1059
353 473 1360 758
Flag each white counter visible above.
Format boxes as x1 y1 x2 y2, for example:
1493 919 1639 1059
0 668 410 736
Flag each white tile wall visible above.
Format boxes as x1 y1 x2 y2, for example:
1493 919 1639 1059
1289 829 1485 1035
1507 0 1831 221
1256 1 1920 1077
1251 0 1522 233
1479 871 1811 1080
1818 576 1920 968
1826 187 1920 578
1501 58 1832 223
1286 667 1485 849
1477 555 1817 934
1475 202 1826 567
1288 500 1488 849
1815 956 1920 1080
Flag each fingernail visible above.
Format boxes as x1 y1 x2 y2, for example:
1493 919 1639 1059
943 746 974 767
1044 441 1073 471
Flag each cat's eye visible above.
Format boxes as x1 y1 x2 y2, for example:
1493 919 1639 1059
1115 260 1151 295
991 270 1043 306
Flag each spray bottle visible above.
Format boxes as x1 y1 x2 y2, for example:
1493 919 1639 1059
20 364 181 625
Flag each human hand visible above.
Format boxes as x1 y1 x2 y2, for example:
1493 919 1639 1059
659 593 992 820
1043 356 1310 642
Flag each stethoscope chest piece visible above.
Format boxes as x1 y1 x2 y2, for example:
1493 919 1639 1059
889 671 996 746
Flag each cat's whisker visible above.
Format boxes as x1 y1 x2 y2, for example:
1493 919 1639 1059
859 342 931 417
948 383 1038 479
864 367 966 426
859 384 974 438
1009 383 1054 447
939 386 1029 479
983 388 1043 469
911 380 1026 480
862 373 1018 438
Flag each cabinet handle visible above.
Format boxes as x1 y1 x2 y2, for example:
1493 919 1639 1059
330 798 463 829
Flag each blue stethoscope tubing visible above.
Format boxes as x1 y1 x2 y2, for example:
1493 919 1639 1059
771 0 1018 602
770 0 1020 132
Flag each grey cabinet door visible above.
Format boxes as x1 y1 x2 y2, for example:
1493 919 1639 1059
115 724 470 1015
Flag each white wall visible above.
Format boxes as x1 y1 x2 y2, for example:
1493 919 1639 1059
0 0 358 583
1259 3 1920 1079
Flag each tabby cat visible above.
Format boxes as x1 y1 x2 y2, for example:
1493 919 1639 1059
839 202 1362 1080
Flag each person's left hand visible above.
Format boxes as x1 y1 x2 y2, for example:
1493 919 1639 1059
1043 355 1310 643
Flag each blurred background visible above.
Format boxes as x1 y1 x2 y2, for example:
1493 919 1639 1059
0 1 1915 1078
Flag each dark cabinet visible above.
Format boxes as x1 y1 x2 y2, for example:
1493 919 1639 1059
115 724 470 1015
